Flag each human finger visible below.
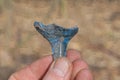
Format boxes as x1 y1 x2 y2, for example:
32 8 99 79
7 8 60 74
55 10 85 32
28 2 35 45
43 57 72 80
76 69 93 80
9 55 53 80
67 49 81 62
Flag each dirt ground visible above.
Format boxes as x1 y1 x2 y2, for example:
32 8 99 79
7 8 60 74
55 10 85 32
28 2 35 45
0 0 120 80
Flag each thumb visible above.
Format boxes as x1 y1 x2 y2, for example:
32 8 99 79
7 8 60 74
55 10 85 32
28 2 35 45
43 57 72 80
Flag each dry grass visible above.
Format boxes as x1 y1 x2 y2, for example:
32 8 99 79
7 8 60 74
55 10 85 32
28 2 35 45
0 0 120 80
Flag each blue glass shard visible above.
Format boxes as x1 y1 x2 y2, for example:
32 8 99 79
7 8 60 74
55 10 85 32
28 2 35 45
34 21 78 60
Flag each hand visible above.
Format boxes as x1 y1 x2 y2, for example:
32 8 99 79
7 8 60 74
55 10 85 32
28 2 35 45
9 49 93 80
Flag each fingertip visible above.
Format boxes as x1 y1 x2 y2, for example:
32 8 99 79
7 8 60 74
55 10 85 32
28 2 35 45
43 57 72 80
29 55 53 79
67 49 81 62
73 59 89 70
52 57 71 77
72 59 89 80
76 69 93 80
8 74 17 80
67 49 80 53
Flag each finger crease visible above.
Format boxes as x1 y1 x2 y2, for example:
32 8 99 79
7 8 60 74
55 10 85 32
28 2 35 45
28 66 38 79
12 74 19 80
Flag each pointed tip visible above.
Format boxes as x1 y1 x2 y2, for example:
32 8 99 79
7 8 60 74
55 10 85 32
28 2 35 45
72 25 79 30
34 21 45 28
71 26 79 34
34 21 39 27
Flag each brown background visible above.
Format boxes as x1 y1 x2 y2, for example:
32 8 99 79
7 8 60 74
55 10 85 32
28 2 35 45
0 0 120 80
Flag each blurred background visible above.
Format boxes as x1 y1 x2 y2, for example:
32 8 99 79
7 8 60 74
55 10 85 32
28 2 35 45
0 0 120 80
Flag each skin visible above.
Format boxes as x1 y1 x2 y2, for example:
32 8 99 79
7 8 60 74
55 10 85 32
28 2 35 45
8 49 93 80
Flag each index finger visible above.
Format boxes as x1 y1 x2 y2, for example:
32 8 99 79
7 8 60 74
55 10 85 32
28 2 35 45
9 55 53 80
67 49 81 62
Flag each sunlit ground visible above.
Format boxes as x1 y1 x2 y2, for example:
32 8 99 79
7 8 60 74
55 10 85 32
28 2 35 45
0 0 120 80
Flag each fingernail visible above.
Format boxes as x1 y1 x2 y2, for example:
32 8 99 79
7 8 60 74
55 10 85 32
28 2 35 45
52 58 70 77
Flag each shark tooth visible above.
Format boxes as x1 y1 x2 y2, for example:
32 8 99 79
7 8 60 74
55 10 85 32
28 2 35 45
34 21 78 60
